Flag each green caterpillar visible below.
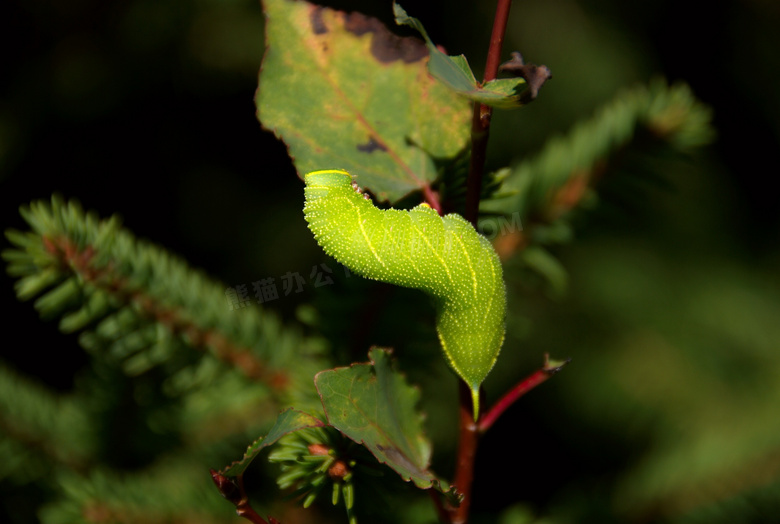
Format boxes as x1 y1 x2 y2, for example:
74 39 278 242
303 169 506 419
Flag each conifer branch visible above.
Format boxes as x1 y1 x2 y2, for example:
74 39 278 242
483 80 713 258
484 80 713 249
3 197 325 403
39 458 237 524
0 361 95 475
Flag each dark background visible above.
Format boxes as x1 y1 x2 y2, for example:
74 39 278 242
2 0 780 522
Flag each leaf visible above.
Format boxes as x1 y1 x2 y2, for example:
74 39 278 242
315 347 457 501
258 0 470 202
304 170 506 420
393 3 550 109
220 408 325 477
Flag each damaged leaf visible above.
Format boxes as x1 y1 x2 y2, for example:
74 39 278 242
220 409 325 477
315 348 459 503
258 0 470 202
393 2 550 109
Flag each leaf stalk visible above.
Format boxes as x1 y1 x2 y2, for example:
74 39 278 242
479 354 570 433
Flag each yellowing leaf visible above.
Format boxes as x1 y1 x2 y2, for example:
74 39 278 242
258 0 471 202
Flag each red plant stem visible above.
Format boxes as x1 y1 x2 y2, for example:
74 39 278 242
465 0 513 225
236 503 268 523
423 183 443 215
211 470 272 524
235 475 270 524
452 1 513 523
480 354 570 433
484 0 513 84
451 381 480 523
465 104 489 225
478 369 551 434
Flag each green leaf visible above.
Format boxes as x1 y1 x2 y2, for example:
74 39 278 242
393 4 476 93
393 3 545 109
315 347 457 500
221 408 325 477
258 0 470 202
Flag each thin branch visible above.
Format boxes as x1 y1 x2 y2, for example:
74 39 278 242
465 104 490 225
423 183 443 215
44 235 289 389
452 1 514 523
450 381 480 524
483 0 513 84
210 470 278 524
235 475 274 524
0 410 91 474
479 354 570 434
465 0 513 226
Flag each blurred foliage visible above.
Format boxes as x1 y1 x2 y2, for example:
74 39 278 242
2 0 780 523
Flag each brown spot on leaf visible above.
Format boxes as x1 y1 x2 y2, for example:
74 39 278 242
357 136 387 153
310 6 328 35
499 51 552 104
344 11 428 63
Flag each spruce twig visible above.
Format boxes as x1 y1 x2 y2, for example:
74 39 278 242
485 80 714 261
3 196 325 405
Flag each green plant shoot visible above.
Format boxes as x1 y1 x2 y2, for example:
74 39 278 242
303 169 506 419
